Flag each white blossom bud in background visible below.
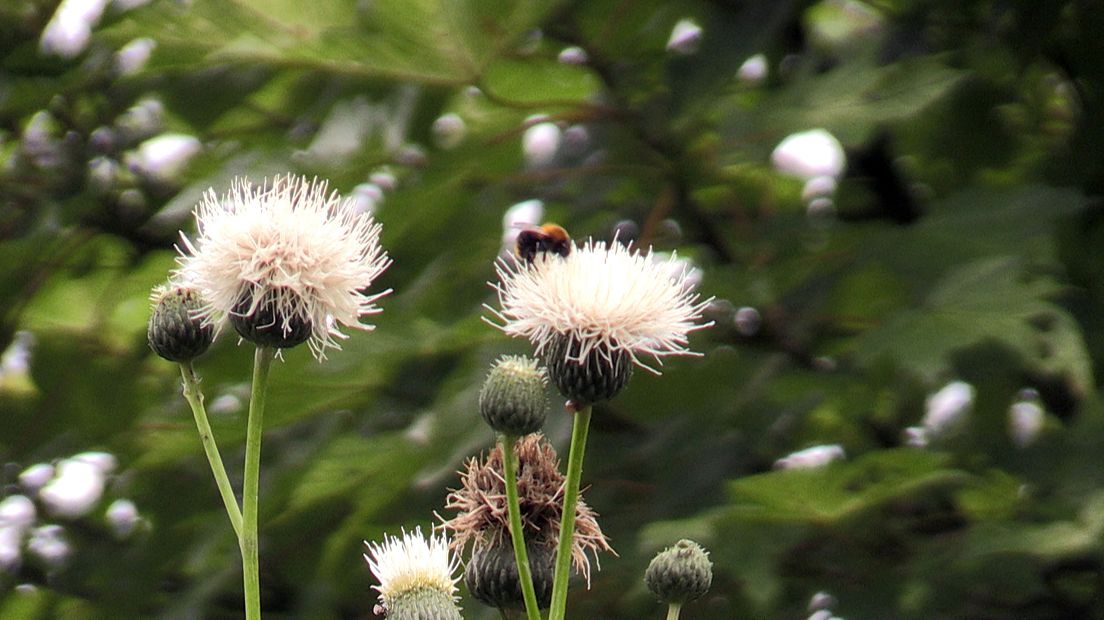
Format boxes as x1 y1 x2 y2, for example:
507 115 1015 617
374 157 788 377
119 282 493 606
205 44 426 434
114 37 156 76
1009 394 1045 448
561 124 590 157
350 183 384 216
808 591 838 612
558 46 588 65
522 121 561 167
734 306 761 337
802 176 838 201
369 168 397 192
26 525 70 567
774 445 846 470
772 129 847 180
666 18 703 55
115 98 164 143
501 199 544 246
72 452 118 474
431 113 466 150
105 499 140 539
806 197 836 219
87 157 119 194
0 525 23 571
18 464 54 493
39 458 107 519
39 0 108 59
125 133 201 182
0 495 36 531
737 54 768 85
1 331 35 377
922 381 974 437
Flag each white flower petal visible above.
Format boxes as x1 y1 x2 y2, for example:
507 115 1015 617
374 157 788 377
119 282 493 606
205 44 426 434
488 239 713 373
175 175 392 360
365 527 459 610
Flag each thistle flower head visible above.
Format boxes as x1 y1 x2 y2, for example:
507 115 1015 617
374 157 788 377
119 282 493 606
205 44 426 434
440 434 613 586
487 239 712 375
174 174 391 360
364 527 461 618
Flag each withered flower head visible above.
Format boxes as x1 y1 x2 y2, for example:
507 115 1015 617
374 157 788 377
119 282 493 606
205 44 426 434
439 434 613 586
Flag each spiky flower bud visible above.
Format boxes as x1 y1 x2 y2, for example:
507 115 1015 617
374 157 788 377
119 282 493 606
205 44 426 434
383 588 462 620
479 355 549 435
147 284 214 362
543 336 633 405
644 539 713 605
229 287 313 349
465 538 555 610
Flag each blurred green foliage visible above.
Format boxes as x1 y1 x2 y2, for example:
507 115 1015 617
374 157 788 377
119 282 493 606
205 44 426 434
2 0 1104 618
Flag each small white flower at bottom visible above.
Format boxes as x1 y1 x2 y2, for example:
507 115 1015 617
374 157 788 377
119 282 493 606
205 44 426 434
364 527 460 615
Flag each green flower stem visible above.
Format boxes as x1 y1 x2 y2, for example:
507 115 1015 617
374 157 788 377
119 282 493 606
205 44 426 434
500 434 542 620
666 603 682 620
243 346 274 620
548 404 593 620
179 362 243 541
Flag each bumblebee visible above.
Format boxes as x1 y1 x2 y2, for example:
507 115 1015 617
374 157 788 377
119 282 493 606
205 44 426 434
515 223 572 263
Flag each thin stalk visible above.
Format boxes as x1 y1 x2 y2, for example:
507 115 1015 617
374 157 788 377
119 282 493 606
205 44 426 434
666 603 682 620
500 434 542 620
179 362 243 540
242 346 274 620
547 404 593 620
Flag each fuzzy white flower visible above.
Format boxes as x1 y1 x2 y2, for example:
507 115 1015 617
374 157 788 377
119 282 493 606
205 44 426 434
364 527 460 612
488 239 713 374
175 175 391 360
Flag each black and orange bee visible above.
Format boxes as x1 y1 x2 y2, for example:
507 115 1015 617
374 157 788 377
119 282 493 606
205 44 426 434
515 223 572 264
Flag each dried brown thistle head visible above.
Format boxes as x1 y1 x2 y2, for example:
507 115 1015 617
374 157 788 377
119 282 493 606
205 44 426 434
439 433 614 585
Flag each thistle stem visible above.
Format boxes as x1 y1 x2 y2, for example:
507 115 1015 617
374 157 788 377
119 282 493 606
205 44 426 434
666 603 682 620
500 434 542 620
179 362 243 540
243 346 274 620
548 404 592 620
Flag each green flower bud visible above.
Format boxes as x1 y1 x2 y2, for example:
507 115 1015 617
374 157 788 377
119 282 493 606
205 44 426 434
148 284 214 362
385 587 463 620
644 539 713 605
465 538 555 610
543 335 632 405
229 287 312 349
479 356 549 436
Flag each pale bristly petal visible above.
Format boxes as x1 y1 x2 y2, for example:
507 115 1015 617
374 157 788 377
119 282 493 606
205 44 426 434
175 174 392 360
487 239 713 374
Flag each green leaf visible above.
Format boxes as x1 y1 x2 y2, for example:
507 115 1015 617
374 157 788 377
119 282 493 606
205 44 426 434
854 255 1093 394
725 449 967 524
719 55 965 161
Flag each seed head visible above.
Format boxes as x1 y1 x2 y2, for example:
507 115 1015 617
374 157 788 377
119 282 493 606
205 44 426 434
440 434 613 587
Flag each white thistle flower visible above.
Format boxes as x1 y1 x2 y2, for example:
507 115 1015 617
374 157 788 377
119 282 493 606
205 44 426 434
488 239 713 374
175 175 391 360
364 527 460 613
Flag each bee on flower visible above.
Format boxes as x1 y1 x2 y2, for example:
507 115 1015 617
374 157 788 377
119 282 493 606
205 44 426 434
487 235 713 404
